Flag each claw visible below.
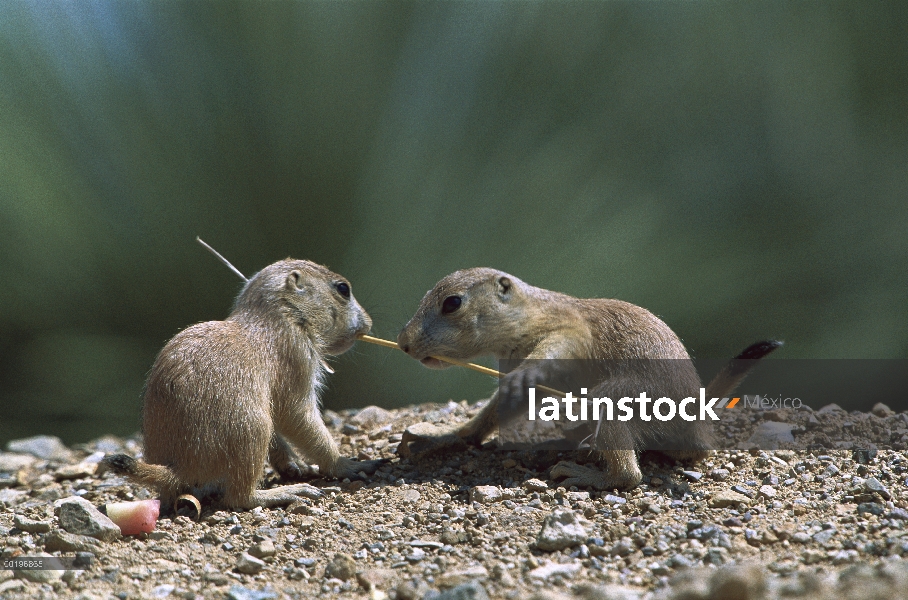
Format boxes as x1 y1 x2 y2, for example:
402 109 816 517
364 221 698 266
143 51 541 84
550 461 610 490
398 422 468 460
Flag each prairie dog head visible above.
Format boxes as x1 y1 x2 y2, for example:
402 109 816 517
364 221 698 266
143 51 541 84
397 268 533 368
232 259 371 354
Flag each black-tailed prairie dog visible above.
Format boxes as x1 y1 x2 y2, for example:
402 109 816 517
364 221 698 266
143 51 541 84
397 267 779 490
104 259 382 508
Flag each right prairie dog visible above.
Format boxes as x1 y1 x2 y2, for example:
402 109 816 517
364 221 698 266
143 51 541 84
397 267 780 490
103 258 382 509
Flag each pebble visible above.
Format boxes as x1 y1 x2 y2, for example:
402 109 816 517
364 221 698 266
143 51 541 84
324 552 357 580
812 529 836 545
522 478 548 492
0 452 37 471
226 585 278 600
535 508 590 551
758 485 776 499
710 468 730 481
731 485 756 499
410 540 444 549
857 502 885 516
435 566 489 588
708 490 752 508
527 560 582 580
603 494 627 505
348 405 393 428
406 547 426 563
6 435 71 460
434 580 490 600
55 496 121 542
43 529 103 552
235 553 266 574
248 539 276 559
55 462 98 480
872 402 894 417
863 477 891 500
11 553 63 584
470 485 515 504
744 421 796 449
682 470 703 482
13 514 52 533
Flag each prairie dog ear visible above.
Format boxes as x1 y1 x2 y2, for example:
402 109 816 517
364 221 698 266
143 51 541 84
497 276 512 295
286 270 305 290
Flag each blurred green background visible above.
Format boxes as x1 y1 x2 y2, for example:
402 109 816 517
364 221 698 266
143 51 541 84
1 2 906 446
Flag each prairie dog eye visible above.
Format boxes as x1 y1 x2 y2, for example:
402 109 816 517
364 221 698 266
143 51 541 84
335 282 351 299
441 295 462 314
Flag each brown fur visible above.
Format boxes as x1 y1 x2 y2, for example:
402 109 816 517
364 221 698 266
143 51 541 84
397 268 778 490
104 259 379 508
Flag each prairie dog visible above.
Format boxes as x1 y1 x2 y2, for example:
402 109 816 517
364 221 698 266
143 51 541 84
397 268 779 490
104 259 381 509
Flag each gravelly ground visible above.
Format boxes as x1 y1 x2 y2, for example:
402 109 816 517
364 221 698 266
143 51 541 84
2 399 908 600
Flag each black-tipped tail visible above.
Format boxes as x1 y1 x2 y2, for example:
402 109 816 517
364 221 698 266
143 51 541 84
706 340 783 398
101 453 139 475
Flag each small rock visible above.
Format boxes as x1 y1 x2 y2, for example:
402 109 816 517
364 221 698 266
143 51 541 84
325 553 357 581
864 477 891 500
535 509 590 551
356 568 397 591
872 403 894 418
235 553 266 574
710 469 730 481
852 448 877 464
248 539 276 559
151 584 176 598
682 470 703 482
744 422 795 449
527 560 582 580
817 403 845 414
609 537 635 557
669 554 694 569
43 529 103 552
6 435 70 460
405 548 426 563
13 514 52 533
436 566 489 588
501 458 517 468
887 508 908 521
812 529 836 545
349 405 393 429
399 489 421 503
54 496 121 542
226 585 278 600
758 485 776 499
0 452 37 472
434 580 491 600
603 494 626 505
858 502 885 516
790 532 811 543
409 540 444 549
709 490 752 508
470 486 514 504
55 462 98 481
708 565 766 600
12 553 62 584
731 485 756 499
706 547 730 565
565 491 589 502
522 479 548 492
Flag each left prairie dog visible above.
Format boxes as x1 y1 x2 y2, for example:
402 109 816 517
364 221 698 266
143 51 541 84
103 258 381 509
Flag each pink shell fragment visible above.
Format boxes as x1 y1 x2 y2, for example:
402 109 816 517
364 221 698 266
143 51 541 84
105 499 160 535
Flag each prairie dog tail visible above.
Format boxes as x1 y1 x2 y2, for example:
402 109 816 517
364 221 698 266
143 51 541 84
101 454 183 501
705 340 783 399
